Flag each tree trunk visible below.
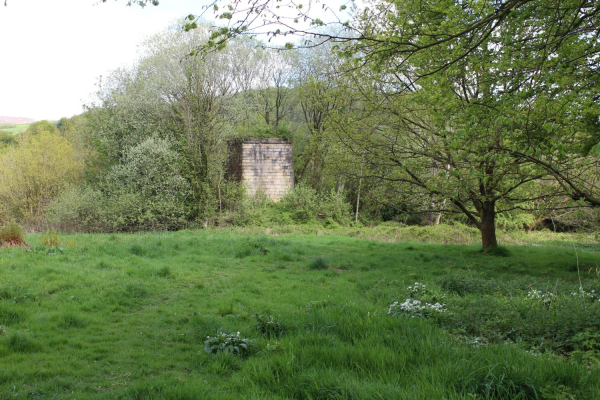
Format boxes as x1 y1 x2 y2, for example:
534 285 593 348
427 201 435 226
355 166 363 223
480 201 498 250
337 173 345 194
435 199 446 225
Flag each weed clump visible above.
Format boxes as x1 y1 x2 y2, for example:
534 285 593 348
255 314 286 338
246 241 269 254
482 246 511 257
0 223 27 247
309 256 329 270
42 231 60 247
129 243 146 256
150 266 171 278
204 331 252 356
6 332 41 353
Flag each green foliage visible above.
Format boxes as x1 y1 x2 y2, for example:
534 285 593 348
5 332 41 353
245 125 292 140
437 288 600 355
281 185 351 225
24 120 59 136
0 130 83 225
101 137 191 231
439 273 496 296
47 186 105 232
496 211 535 232
246 241 269 254
50 138 191 232
204 331 252 356
42 231 60 247
282 184 319 220
0 223 26 247
0 131 17 147
482 246 511 257
254 314 286 338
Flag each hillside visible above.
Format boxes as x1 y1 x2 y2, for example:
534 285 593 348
0 116 36 124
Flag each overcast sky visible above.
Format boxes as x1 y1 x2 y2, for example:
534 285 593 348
0 0 215 120
0 0 354 121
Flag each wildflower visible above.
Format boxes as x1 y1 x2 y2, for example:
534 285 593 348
388 298 445 317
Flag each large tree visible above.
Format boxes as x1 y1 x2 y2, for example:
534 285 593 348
0 130 83 224
213 0 598 249
108 0 600 246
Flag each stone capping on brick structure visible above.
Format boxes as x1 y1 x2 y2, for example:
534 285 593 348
236 137 292 144
226 137 294 202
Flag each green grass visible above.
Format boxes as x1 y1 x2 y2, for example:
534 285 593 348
0 230 599 398
0 123 30 134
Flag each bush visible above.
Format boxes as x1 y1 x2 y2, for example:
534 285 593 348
0 131 17 146
49 138 192 233
42 231 60 247
101 137 192 231
281 185 352 225
0 223 27 247
282 184 319 222
47 186 105 232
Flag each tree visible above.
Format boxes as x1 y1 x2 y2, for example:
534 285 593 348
181 0 599 249
105 1 600 245
84 24 280 225
24 120 59 137
0 131 83 224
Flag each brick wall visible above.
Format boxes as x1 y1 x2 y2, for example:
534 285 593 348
227 138 294 201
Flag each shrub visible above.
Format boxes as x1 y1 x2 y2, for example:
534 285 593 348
50 138 193 233
42 231 60 247
319 189 352 225
47 186 105 232
437 288 600 354
280 185 353 225
282 184 319 222
0 223 27 247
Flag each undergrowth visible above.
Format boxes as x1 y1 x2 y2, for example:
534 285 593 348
0 223 27 247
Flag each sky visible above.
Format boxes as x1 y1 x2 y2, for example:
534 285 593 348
0 0 355 121
0 0 216 120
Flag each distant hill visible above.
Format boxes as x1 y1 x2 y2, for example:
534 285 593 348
0 116 36 124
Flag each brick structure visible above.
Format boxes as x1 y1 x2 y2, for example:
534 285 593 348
227 138 294 201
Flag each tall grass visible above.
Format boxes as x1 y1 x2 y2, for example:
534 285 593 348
0 230 598 398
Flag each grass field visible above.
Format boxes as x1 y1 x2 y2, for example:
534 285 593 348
0 123 31 134
1 229 600 398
